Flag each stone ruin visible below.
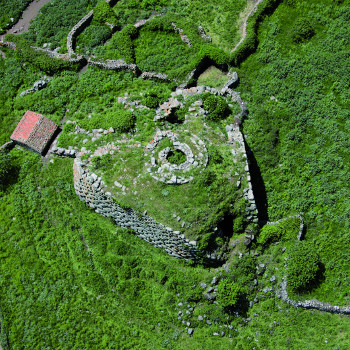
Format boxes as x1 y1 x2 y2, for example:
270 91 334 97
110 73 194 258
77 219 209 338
69 84 259 259
144 129 208 185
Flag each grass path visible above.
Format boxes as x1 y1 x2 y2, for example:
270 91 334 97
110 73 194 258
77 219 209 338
231 0 264 53
0 0 52 42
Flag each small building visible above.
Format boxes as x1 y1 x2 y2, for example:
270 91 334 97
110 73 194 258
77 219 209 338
10 111 59 155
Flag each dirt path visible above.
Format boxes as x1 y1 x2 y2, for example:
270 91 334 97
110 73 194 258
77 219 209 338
231 0 264 53
0 0 52 42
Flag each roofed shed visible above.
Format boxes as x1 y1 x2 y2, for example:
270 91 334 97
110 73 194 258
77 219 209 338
10 111 59 155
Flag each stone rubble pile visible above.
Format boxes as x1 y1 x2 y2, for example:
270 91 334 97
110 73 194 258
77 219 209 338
154 98 184 121
19 79 49 97
52 146 76 158
140 71 168 81
171 22 192 47
198 26 212 42
117 95 150 111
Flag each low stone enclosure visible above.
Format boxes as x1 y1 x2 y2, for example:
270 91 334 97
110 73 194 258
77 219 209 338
144 130 208 185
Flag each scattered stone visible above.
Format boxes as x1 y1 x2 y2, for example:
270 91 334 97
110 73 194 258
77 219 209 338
211 276 218 285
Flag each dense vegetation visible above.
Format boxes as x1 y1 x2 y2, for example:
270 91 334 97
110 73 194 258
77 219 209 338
238 0 350 305
0 0 350 349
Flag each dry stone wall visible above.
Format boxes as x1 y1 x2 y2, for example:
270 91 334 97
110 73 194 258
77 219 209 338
280 278 350 314
87 56 138 72
67 10 93 55
267 214 350 315
165 85 258 222
73 158 199 260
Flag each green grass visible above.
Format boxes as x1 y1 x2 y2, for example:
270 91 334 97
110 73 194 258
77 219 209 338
236 0 350 305
197 66 230 89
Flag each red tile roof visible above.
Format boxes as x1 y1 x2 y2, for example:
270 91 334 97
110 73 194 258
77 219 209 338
11 111 58 155
11 111 42 142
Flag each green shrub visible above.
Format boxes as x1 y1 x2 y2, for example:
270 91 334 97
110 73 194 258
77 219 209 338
287 241 320 292
0 151 19 192
216 279 242 309
208 147 223 164
142 16 173 32
167 150 186 165
291 18 315 43
141 0 167 10
258 218 301 246
199 45 230 65
93 1 118 25
232 216 244 233
109 25 138 63
258 224 282 246
202 93 230 121
111 109 135 132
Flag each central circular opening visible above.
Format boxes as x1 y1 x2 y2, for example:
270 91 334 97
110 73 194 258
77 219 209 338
166 149 186 165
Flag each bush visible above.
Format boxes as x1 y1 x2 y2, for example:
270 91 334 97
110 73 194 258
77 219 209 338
0 151 19 192
258 218 301 247
93 1 118 25
141 0 167 10
216 279 242 309
111 109 135 132
199 45 230 65
258 224 282 246
167 150 186 165
287 242 320 292
202 93 230 121
208 147 223 164
291 18 315 43
6 35 79 74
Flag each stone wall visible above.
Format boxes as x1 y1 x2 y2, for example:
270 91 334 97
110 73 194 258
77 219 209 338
73 158 199 260
171 23 191 47
269 214 350 315
19 79 48 97
280 278 350 314
198 26 212 42
67 10 93 55
165 85 258 223
87 56 138 73
0 141 15 152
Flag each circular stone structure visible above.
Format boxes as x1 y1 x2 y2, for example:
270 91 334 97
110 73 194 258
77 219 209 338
145 129 208 184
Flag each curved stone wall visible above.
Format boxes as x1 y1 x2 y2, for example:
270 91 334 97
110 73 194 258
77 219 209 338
67 10 93 55
73 158 199 260
280 279 350 314
144 129 208 185
268 214 350 314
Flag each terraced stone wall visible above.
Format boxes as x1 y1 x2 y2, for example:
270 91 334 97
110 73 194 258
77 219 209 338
73 158 199 260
